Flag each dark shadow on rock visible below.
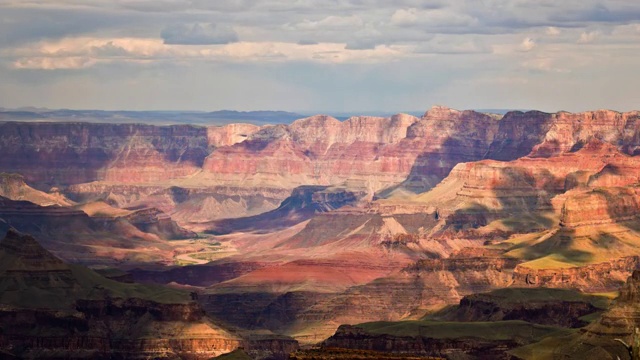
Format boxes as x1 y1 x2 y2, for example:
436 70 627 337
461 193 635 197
205 185 361 235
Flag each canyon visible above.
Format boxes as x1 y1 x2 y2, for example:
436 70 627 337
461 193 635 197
2 106 640 358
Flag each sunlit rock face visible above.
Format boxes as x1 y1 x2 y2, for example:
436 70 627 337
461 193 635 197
3 108 639 223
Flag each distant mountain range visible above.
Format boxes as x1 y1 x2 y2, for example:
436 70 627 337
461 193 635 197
0 108 527 125
0 109 308 125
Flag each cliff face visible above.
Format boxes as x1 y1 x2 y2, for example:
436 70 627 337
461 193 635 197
323 325 516 359
0 196 194 265
560 186 640 228
512 256 640 291
521 270 640 360
0 300 243 360
437 288 608 328
433 139 639 231
0 122 210 187
321 321 568 360
530 110 640 157
0 172 72 206
201 107 511 195
3 107 639 224
207 123 261 148
0 229 298 360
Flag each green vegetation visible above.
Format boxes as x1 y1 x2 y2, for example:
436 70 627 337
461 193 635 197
356 320 574 342
0 264 191 310
0 233 191 310
497 224 640 269
175 259 198 266
70 265 190 303
508 332 581 360
468 287 611 309
213 349 253 360
191 251 233 261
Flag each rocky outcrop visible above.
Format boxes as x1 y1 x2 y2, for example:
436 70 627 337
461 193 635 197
123 207 197 239
3 107 640 224
206 185 363 234
437 288 607 328
207 123 262 148
66 182 288 223
512 256 640 291
530 110 640 157
520 270 640 360
0 196 193 265
560 186 640 228
408 248 520 273
201 108 509 195
264 248 518 343
0 172 72 206
0 229 299 360
321 321 564 360
420 138 640 238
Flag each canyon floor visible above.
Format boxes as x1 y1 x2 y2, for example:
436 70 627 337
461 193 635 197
2 106 640 359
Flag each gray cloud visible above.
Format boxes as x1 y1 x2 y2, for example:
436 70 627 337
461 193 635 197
161 23 239 45
297 39 319 45
413 36 491 54
345 39 378 50
550 3 640 23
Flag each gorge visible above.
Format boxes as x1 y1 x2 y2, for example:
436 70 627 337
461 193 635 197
2 106 640 359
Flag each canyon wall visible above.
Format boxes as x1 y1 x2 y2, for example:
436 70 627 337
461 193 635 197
3 107 640 223
0 122 210 187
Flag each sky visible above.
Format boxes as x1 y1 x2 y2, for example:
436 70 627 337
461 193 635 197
0 0 639 113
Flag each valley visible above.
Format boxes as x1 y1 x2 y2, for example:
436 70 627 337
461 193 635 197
2 106 640 359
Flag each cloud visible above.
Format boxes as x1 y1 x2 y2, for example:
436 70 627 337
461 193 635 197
6 36 409 69
549 3 640 23
161 23 238 45
90 41 130 57
577 30 600 44
117 0 189 13
520 57 568 73
519 37 536 51
2 0 640 113
343 26 382 50
13 56 97 70
391 8 419 26
414 36 491 54
546 26 560 36
345 39 378 50
391 8 478 28
286 15 364 31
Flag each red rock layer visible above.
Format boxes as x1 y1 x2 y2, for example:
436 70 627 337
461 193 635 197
512 256 640 291
0 122 210 187
201 108 502 193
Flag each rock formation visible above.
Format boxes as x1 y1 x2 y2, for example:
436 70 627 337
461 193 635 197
432 288 608 328
320 320 570 359
4 106 640 352
0 196 195 266
0 229 242 359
